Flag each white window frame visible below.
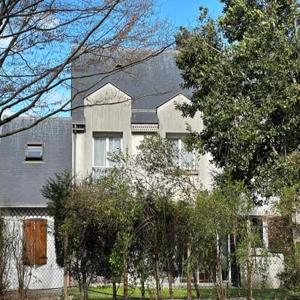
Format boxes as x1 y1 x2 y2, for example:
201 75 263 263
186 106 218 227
167 135 196 170
93 135 123 168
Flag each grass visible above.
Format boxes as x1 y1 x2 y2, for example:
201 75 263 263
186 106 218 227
69 286 300 300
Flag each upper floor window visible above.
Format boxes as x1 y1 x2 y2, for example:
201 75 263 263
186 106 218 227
167 134 195 169
93 133 122 168
25 143 43 162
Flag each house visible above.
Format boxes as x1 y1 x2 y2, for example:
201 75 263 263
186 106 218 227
71 50 214 186
0 50 294 291
71 50 288 288
0 117 72 290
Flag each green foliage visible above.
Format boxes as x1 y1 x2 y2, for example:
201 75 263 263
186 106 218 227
65 178 125 283
176 0 300 195
42 170 73 267
112 134 198 298
69 286 294 300
191 181 247 276
278 253 300 293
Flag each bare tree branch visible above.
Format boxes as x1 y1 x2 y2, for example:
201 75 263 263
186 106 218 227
0 0 173 137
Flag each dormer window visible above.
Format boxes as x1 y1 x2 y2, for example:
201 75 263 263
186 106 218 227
25 143 43 162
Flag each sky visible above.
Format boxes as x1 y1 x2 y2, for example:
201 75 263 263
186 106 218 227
157 0 224 29
10 1 225 118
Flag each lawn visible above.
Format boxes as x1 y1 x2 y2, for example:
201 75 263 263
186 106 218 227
69 286 300 300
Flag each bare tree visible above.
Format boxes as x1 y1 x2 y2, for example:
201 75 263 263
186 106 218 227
9 218 33 300
0 214 11 298
0 0 172 137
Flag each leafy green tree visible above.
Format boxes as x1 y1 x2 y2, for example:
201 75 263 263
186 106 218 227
63 179 121 300
191 182 245 300
43 173 125 300
42 171 73 299
114 134 198 300
176 0 300 196
42 171 73 267
269 152 300 292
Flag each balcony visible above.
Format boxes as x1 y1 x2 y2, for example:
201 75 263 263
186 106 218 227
92 166 113 179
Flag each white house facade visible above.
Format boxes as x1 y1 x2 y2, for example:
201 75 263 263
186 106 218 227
0 50 297 292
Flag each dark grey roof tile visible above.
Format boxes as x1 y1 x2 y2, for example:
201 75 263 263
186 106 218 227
0 117 72 207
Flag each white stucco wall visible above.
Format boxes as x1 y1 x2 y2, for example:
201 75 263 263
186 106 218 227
157 94 217 190
3 210 63 290
74 89 218 189
74 83 132 178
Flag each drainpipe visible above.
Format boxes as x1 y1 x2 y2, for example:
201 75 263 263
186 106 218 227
73 131 77 178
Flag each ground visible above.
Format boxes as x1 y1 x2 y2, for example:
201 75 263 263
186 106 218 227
69 286 300 300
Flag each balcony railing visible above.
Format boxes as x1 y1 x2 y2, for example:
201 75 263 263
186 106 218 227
92 166 113 179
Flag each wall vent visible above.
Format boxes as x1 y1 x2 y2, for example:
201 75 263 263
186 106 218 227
72 123 86 133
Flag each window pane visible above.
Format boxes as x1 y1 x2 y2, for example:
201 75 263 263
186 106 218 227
94 138 106 166
169 138 179 150
168 138 180 165
25 144 43 161
268 217 293 253
108 137 121 166
251 217 264 248
182 142 194 168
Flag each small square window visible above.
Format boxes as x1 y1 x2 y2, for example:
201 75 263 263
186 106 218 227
25 143 43 161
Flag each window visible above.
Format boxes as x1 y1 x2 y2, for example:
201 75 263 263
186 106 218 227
250 217 264 248
268 217 293 253
167 135 195 169
23 219 47 265
93 134 122 167
25 143 43 161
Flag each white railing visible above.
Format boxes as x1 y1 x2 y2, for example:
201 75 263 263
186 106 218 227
92 166 113 179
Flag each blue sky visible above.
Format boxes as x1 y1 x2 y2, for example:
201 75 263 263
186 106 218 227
157 0 224 29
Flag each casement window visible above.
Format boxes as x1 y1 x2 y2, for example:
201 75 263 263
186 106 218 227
23 219 47 265
93 134 122 167
250 217 264 248
167 134 195 169
268 217 293 253
25 143 43 162
199 271 211 282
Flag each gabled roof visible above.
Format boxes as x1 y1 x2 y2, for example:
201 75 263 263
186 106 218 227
72 50 191 124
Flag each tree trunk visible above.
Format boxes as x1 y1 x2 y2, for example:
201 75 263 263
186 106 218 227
63 233 69 299
80 272 89 300
216 253 225 300
83 280 89 300
168 271 174 300
192 269 200 299
246 220 253 300
187 242 192 300
113 281 117 300
215 234 226 300
154 254 161 300
79 283 84 300
140 274 145 300
246 260 253 300
17 262 25 300
123 258 128 300
232 222 241 296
